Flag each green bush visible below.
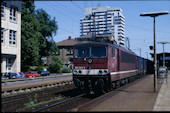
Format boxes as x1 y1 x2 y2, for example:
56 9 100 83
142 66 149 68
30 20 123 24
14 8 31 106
47 56 62 73
62 68 71 73
48 62 62 73
34 66 45 71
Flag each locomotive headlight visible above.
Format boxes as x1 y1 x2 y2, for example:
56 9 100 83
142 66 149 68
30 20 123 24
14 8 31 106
103 70 108 75
79 70 82 74
99 70 103 75
73 70 78 75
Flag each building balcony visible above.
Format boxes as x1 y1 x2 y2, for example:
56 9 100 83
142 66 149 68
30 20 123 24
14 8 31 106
118 30 124 34
118 28 124 32
82 20 93 23
96 18 105 21
99 25 107 27
119 41 125 46
99 22 106 24
99 28 106 30
95 12 106 16
118 36 125 41
118 33 124 37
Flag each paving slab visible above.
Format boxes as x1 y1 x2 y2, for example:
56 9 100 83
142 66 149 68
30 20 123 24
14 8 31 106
153 71 170 111
76 74 161 111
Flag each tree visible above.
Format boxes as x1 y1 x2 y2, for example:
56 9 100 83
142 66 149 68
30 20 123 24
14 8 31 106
21 1 59 71
21 1 44 70
48 55 62 73
35 9 58 57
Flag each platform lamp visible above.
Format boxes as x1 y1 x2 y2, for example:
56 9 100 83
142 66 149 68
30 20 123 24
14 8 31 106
140 11 169 92
157 41 170 67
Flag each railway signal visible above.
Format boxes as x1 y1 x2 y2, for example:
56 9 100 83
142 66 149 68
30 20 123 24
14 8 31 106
149 46 153 50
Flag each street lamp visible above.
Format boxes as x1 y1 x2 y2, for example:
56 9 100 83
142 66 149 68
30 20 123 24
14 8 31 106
140 11 169 92
157 41 170 67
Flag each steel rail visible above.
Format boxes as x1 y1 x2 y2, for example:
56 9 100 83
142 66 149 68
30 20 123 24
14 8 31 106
2 84 75 104
2 80 73 97
32 93 86 112
2 86 61 104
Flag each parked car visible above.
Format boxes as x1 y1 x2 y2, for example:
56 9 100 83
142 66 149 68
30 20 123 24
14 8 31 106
1 73 9 79
37 69 50 76
16 72 26 78
25 71 38 78
8 73 17 79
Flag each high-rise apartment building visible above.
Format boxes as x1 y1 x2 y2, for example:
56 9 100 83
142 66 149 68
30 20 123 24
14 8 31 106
80 4 125 46
1 1 22 73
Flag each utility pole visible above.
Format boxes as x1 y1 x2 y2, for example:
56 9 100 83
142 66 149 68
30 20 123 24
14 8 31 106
153 16 157 92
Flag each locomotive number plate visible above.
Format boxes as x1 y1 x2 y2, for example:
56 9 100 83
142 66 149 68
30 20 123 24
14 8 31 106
75 66 86 69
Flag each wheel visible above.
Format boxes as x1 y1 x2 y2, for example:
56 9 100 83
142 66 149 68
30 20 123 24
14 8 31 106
111 82 116 90
116 80 120 88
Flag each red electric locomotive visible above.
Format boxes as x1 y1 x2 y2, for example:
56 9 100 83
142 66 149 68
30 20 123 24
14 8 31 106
73 41 139 94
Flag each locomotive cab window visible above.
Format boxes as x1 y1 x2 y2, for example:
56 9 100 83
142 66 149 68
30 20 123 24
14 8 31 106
74 47 90 58
91 47 107 58
74 46 107 58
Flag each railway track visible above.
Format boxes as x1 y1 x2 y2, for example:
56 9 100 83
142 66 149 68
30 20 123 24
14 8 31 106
2 84 75 105
2 83 100 112
2 79 73 97
32 93 86 112
2 84 80 112
2 74 150 112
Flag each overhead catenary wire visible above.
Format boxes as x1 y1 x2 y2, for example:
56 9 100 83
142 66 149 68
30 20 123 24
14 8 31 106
58 27 79 36
71 1 85 13
53 2 82 17
71 1 90 15
39 2 80 38
44 1 79 23
126 24 170 34
125 28 151 57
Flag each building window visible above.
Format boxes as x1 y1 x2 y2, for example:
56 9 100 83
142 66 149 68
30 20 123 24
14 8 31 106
9 30 16 45
10 6 17 21
6 58 13 72
1 28 4 43
1 2 5 19
67 48 73 55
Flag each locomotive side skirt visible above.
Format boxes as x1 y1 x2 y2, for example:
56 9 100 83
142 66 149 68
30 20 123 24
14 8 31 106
110 69 138 81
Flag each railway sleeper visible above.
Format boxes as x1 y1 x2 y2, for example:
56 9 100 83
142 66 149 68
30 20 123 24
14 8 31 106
2 80 73 98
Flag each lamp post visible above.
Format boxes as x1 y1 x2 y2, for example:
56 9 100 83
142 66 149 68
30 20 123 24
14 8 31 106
140 11 169 92
157 41 170 67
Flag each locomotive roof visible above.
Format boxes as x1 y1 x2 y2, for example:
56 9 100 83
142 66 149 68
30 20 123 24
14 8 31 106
74 41 136 56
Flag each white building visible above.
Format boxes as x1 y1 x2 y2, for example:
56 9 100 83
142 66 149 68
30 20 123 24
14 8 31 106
1 1 22 73
80 4 125 46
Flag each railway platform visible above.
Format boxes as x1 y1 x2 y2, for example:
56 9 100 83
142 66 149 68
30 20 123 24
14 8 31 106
75 71 170 111
153 71 170 111
1 76 72 97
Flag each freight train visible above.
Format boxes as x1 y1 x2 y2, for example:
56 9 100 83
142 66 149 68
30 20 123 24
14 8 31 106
72 41 154 94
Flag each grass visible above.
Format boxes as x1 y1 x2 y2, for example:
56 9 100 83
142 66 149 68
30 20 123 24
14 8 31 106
17 94 66 111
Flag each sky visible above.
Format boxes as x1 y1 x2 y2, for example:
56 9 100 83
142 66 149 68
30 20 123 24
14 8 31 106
34 1 170 60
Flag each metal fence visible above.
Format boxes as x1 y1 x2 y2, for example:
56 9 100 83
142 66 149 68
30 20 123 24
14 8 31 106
1 73 72 85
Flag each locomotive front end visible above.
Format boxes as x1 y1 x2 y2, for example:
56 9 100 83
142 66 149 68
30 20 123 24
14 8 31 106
73 42 111 94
